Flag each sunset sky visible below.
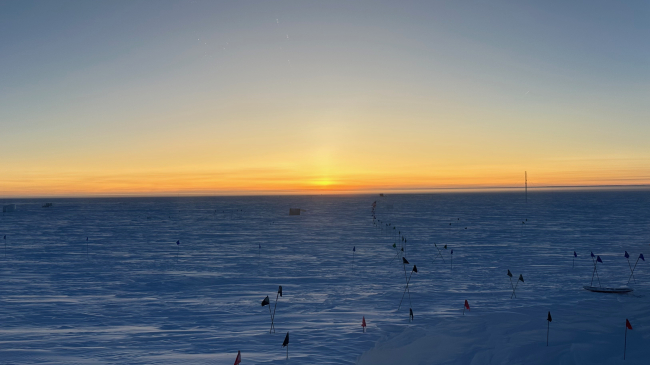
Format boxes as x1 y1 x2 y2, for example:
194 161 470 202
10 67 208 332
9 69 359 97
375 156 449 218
1 1 648 196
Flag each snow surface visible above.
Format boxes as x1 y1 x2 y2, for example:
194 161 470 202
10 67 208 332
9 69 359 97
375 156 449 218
0 191 649 364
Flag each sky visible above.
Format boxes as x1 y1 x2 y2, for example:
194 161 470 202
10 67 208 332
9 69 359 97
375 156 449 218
1 0 649 197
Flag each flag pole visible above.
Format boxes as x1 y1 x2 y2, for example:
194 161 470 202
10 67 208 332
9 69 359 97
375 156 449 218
398 266 415 310
512 275 524 298
508 270 516 298
572 251 575 268
271 286 282 334
271 292 279 333
398 263 411 310
433 243 446 263
623 325 627 360
450 249 453 271
547 321 549 346
176 241 180 263
628 257 640 285
626 255 635 284
590 254 596 286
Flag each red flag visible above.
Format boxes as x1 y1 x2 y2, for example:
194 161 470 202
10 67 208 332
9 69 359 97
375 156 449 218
464 300 470 311
362 316 366 328
626 319 633 330
233 350 241 365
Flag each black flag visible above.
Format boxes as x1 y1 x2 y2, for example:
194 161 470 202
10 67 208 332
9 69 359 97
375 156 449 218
402 257 409 264
409 308 414 321
413 265 418 273
444 245 447 249
282 332 289 347
262 296 270 306
547 311 552 322
518 274 524 283
278 286 283 297
507 270 512 277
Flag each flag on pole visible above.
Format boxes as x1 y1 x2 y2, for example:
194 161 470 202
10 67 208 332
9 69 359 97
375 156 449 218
176 240 180 245
640 253 645 261
393 243 396 248
547 312 552 322
262 296 270 306
507 270 513 278
409 308 414 321
233 350 242 365
574 251 577 258
464 300 470 311
402 257 409 264
353 246 356 252
362 316 366 332
624 319 632 360
282 332 290 359
591 251 595 258
413 265 418 273
518 274 524 282
278 286 283 297
597 256 602 263
625 251 630 259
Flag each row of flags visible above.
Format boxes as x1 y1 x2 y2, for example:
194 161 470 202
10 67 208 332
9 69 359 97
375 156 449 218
240 300 650 364
232 332 290 364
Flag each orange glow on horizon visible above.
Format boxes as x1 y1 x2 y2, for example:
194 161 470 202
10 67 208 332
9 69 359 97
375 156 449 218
2 165 649 197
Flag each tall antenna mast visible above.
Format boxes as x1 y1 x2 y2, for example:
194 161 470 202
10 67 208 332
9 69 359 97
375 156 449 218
525 171 528 203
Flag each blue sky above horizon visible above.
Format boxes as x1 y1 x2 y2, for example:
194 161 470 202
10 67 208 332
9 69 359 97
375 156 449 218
1 1 649 196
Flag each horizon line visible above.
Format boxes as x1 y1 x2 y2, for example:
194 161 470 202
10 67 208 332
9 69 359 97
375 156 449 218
2 184 650 200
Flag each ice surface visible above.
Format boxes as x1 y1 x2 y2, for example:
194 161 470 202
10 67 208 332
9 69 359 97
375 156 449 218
0 191 648 364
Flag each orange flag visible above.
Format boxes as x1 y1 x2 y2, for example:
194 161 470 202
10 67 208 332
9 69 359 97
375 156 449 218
233 350 241 365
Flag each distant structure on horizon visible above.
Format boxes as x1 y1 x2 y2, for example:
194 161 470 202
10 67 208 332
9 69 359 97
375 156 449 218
525 171 528 203
289 208 301 216
379 193 384 197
